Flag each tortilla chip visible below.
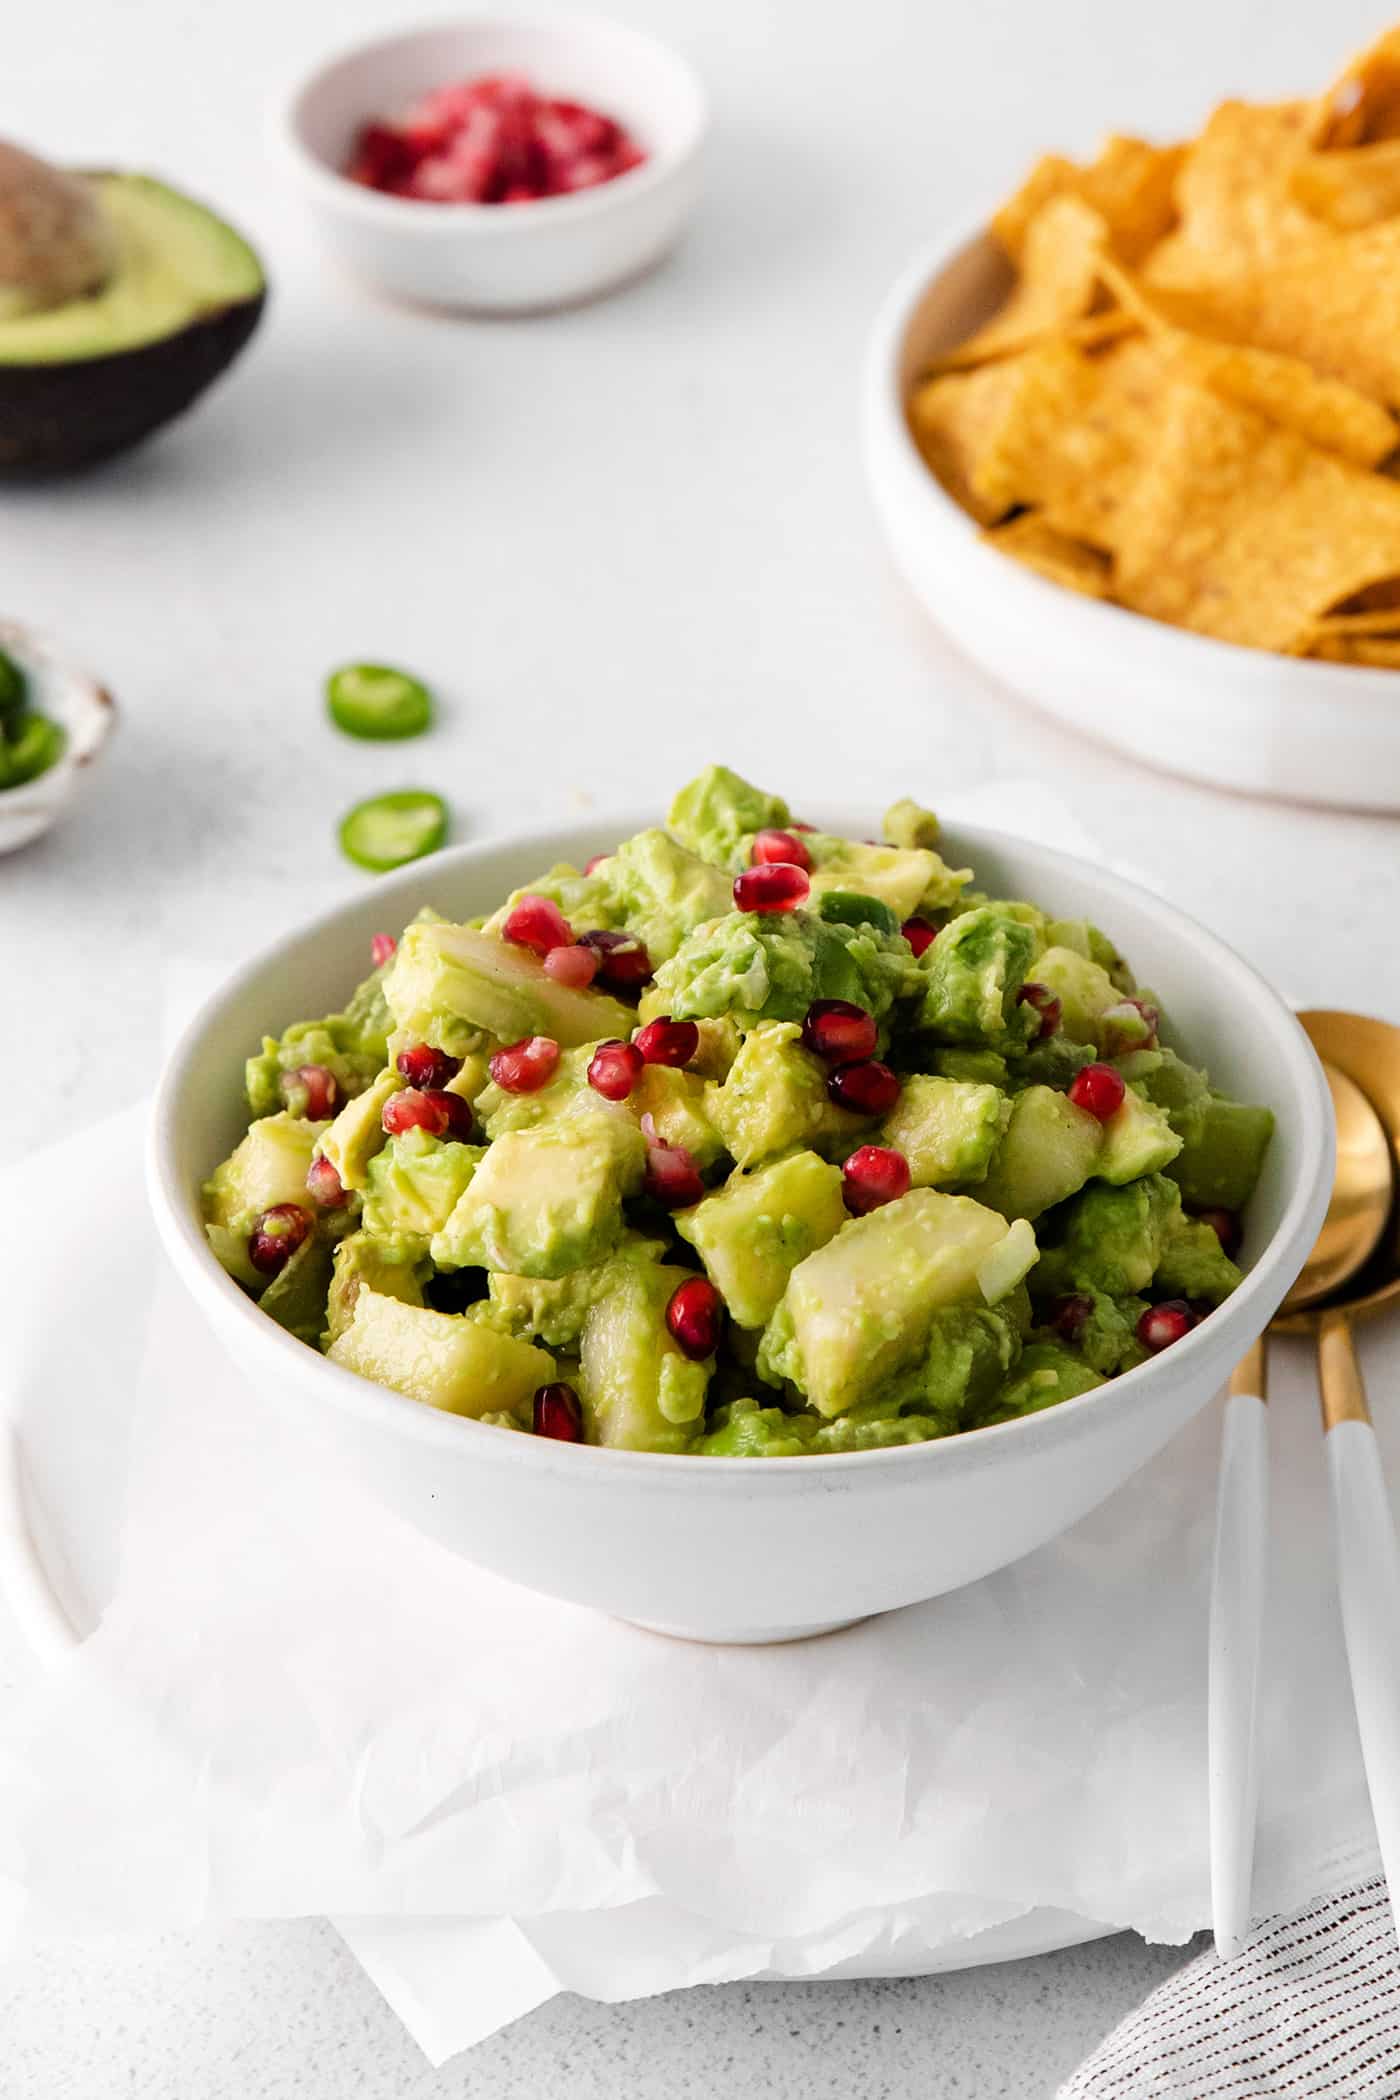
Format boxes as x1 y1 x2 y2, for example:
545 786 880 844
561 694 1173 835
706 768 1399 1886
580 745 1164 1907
1113 383 1400 649
1164 220 1400 407
982 513 1112 597
1313 27 1400 148
992 135 1184 267
909 358 1033 523
941 194 1109 368
991 336 1181 548
1291 139 1400 229
1308 605 1400 638
1143 100 1323 287
1308 634 1400 664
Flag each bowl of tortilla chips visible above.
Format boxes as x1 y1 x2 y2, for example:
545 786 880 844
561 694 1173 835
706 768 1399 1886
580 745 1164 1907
864 25 1400 809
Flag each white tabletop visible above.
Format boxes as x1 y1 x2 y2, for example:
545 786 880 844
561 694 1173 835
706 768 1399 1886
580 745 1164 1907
4 0 1398 2088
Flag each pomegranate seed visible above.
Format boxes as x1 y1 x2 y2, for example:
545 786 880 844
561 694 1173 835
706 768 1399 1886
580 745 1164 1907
790 821 816 834
542 943 599 989
382 1087 475 1140
370 932 398 968
1067 1062 1127 1121
801 999 878 1066
579 927 653 990
248 1202 311 1277
634 1017 699 1067
396 1042 463 1091
1137 1301 1198 1353
489 1035 561 1093
751 828 813 873
1017 982 1063 1042
827 1059 900 1115
1194 1207 1243 1258
643 1138 705 1208
583 852 612 876
533 1381 584 1442
587 1039 643 1100
1102 997 1161 1053
503 893 573 957
902 916 938 957
278 1063 341 1120
665 1276 725 1359
842 1144 911 1215
1051 1294 1094 1344
305 1154 347 1209
733 862 810 913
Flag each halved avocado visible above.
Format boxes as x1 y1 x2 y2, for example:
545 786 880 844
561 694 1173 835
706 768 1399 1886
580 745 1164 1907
0 158 265 473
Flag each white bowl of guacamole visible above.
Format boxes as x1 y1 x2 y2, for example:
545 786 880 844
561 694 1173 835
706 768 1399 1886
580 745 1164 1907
149 768 1332 1642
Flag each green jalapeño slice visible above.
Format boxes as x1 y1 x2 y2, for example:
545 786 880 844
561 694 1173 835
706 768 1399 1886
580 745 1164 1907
338 789 447 872
326 662 433 741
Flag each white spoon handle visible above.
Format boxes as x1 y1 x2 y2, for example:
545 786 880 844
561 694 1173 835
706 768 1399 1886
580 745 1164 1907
1321 1313 1400 1942
1208 1356 1270 1962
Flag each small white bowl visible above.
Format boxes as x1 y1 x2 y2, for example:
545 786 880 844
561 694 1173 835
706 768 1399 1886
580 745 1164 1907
863 220 1400 812
0 620 115 856
273 14 707 313
148 812 1331 1645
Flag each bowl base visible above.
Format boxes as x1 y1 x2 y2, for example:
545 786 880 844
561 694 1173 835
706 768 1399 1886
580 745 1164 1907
622 1612 871 1647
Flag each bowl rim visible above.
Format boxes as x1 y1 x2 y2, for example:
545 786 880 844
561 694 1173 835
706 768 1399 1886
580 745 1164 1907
0 618 115 818
149 811 1333 1488
271 10 708 235
863 211 1400 707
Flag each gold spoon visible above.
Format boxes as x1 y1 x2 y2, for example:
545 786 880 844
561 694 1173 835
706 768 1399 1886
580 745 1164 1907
1212 1014 1400 1960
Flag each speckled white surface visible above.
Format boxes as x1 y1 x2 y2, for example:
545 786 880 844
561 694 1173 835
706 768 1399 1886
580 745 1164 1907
3 0 1399 2087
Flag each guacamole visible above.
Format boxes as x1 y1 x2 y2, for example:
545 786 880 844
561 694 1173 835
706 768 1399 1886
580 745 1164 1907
202 765 1274 1455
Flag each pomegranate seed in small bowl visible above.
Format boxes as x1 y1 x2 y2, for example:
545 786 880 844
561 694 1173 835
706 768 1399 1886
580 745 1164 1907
278 1063 341 1120
543 942 599 988
733 862 810 913
1137 1301 1198 1353
1067 1062 1127 1122
902 916 938 957
397 1042 462 1091
503 893 573 956
665 1276 724 1359
579 927 653 990
533 1381 585 1442
489 1035 562 1093
305 1154 348 1209
842 1144 911 1215
750 828 812 873
1016 982 1062 1042
827 1058 900 1116
370 932 398 968
588 1039 644 1100
248 1202 311 1277
633 1017 699 1067
801 999 878 1066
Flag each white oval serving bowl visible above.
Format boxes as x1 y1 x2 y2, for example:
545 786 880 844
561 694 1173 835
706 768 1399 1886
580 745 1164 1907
863 220 1400 812
0 619 115 856
273 15 706 313
149 814 1332 1644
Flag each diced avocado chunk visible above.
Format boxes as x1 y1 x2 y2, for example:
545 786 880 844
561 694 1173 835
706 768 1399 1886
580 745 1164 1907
807 838 967 922
692 1399 818 1457
483 1233 667 1350
244 959 392 1118
257 1234 337 1349
602 828 734 963
931 1047 1011 1087
880 1075 1011 1187
1007 1034 1098 1091
668 764 791 868
883 797 941 850
327 1230 426 1345
385 921 634 1057
986 1342 1105 1421
1036 1175 1182 1298
1121 1046 1210 1119
475 1046 633 1141
675 1149 848 1329
916 906 1038 1045
645 908 918 1029
977 1086 1102 1220
577 1261 711 1450
757 1189 1030 1416
361 1129 483 1247
705 1022 866 1168
1169 1096 1276 1212
632 1066 726 1169
431 1118 645 1277
328 1289 554 1418
1055 1289 1150 1376
318 1069 399 1192
1155 1216 1244 1307
1030 947 1123 1048
815 889 901 936
881 1295 1029 1432
1095 1089 1183 1185
203 1111 323 1233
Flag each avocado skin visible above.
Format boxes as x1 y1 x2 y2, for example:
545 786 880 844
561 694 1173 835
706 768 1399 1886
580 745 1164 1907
0 288 265 474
